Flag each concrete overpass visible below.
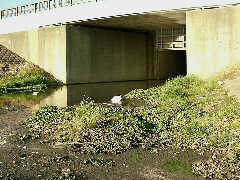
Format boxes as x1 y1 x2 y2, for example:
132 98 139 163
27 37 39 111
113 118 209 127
0 0 240 84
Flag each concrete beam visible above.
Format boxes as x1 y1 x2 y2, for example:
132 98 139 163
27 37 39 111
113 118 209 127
1 0 240 34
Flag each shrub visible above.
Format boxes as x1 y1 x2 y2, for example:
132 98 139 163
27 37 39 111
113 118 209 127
24 75 240 179
0 63 59 95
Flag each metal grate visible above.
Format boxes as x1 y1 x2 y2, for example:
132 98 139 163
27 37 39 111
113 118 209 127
156 26 186 50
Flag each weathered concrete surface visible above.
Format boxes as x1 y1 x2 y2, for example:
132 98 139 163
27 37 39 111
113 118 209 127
0 26 67 83
224 77 240 99
66 26 155 83
78 11 186 31
186 5 240 78
0 25 187 84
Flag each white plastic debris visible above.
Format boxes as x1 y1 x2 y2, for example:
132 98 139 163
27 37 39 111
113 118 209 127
111 95 122 104
218 81 224 85
32 92 39 96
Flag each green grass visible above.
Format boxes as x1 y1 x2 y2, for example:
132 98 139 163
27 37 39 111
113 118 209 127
161 160 192 174
0 63 59 95
23 75 240 179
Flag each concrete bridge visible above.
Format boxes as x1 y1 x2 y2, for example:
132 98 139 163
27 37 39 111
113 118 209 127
0 0 240 84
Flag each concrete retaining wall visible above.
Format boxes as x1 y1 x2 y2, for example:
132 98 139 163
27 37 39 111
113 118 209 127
66 26 155 83
186 6 240 78
0 26 67 83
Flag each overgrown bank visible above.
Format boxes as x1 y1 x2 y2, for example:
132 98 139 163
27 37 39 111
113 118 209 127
23 75 240 179
0 63 60 95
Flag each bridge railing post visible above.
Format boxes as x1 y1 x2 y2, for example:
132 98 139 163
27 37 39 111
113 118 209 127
39 2 43 12
30 3 35 14
58 0 63 7
16 7 19 17
0 10 3 19
7 9 12 18
13 8 17 17
64 0 73 6
25 5 30 14
49 0 57 9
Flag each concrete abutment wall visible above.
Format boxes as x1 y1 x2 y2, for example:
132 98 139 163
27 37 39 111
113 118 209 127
66 26 156 83
186 5 240 78
0 26 67 83
0 25 187 84
3 4 240 82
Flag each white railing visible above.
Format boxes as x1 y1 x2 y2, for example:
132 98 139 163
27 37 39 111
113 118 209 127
0 0 101 20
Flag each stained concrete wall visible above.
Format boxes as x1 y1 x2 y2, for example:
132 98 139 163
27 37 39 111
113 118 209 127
0 26 67 83
0 24 185 84
186 6 240 78
66 26 155 84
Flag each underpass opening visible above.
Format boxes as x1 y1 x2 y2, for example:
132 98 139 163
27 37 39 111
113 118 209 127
73 12 187 82
155 26 187 79
156 50 187 79
66 23 187 84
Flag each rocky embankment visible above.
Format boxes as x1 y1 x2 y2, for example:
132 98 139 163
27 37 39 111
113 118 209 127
0 45 60 95
0 45 26 75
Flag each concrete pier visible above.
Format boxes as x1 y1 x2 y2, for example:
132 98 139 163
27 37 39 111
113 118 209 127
186 5 240 78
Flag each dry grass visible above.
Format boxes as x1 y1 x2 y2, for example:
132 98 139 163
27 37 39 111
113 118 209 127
210 63 240 81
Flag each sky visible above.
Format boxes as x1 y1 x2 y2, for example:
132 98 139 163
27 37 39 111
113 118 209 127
0 0 36 9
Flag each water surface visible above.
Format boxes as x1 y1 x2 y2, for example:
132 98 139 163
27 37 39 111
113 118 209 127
0 80 164 108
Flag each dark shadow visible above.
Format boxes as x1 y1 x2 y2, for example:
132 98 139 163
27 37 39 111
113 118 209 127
157 50 187 79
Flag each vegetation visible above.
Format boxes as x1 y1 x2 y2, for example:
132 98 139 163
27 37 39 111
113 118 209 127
0 63 60 95
161 160 192 174
211 63 240 80
23 75 240 179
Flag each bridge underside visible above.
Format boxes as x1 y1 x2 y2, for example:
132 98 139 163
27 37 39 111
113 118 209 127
1 5 240 83
76 10 186 30
65 10 187 83
0 10 187 84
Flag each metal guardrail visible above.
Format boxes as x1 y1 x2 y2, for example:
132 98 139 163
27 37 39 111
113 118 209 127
0 0 100 20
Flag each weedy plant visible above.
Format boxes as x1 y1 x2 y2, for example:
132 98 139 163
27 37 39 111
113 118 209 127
24 75 240 179
161 160 192 174
0 62 60 95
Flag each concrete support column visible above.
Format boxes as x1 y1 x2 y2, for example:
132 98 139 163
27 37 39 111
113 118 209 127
186 5 240 78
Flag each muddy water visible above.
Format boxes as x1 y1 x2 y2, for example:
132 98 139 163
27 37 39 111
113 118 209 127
37 80 165 107
0 80 164 109
0 80 205 179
